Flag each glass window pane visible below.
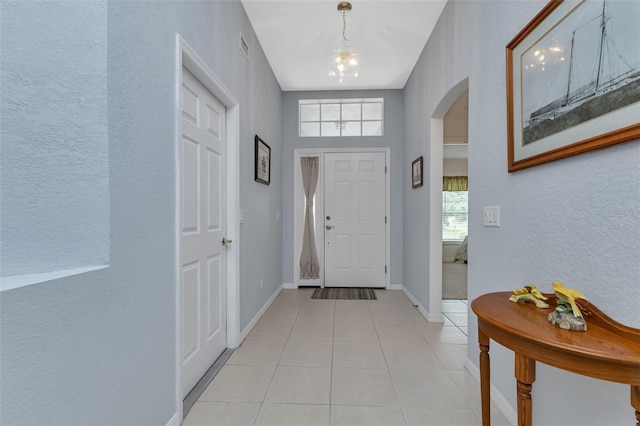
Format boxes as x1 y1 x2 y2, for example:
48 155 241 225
341 103 361 120
299 99 383 138
321 122 340 137
342 121 361 136
321 104 340 121
362 121 382 136
362 102 382 120
442 191 468 241
300 104 319 122
300 122 320 137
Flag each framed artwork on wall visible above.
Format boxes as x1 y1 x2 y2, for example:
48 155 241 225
255 135 271 185
412 156 423 188
506 0 640 172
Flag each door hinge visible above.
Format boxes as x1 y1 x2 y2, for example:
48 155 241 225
385 216 387 224
385 266 387 274
385 166 387 174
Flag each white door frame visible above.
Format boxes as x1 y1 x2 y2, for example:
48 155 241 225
175 35 240 421
293 147 391 289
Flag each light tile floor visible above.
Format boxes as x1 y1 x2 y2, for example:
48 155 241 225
184 289 510 426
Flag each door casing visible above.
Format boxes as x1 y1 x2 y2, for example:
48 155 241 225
175 35 240 422
293 147 391 289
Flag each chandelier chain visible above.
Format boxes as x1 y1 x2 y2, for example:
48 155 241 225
342 11 348 44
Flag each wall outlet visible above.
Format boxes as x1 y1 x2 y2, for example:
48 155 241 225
484 206 500 227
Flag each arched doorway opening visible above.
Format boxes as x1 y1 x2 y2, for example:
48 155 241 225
427 78 469 323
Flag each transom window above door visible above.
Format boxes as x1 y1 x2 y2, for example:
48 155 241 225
299 98 383 137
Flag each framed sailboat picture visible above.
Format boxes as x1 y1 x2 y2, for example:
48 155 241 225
506 0 640 172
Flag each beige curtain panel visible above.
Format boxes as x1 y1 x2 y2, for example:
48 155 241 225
300 157 320 279
443 176 468 191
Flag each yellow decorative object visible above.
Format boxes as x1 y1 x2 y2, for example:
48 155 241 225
509 285 549 308
552 281 587 318
509 293 549 308
529 285 548 300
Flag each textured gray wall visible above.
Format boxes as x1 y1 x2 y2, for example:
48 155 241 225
1 1 109 277
281 90 404 286
3 1 637 424
0 1 283 424
404 1 639 424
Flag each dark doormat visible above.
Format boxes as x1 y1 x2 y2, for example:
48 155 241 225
311 287 377 300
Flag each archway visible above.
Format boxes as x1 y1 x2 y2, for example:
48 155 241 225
427 78 469 322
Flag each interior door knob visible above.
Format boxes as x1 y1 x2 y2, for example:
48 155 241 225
221 237 232 246
325 225 334 230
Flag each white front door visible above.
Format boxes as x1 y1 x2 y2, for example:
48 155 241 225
180 68 227 397
324 152 386 288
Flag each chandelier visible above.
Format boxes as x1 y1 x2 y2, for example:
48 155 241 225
329 2 359 83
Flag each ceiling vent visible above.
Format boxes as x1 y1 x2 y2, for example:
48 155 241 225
239 33 249 62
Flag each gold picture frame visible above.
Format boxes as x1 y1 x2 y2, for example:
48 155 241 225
506 0 640 172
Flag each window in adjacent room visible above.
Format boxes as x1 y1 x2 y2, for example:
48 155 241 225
299 98 383 137
442 176 468 241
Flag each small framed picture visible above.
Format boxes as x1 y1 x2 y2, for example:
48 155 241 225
255 135 271 185
412 156 423 189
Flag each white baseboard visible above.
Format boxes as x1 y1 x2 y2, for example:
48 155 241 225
387 284 403 290
239 285 284 341
464 358 517 426
423 307 443 323
401 286 444 323
283 283 297 289
166 412 180 426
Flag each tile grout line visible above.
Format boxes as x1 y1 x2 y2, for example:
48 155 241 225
329 299 336 425
442 300 469 337
440 300 476 414
369 294 407 425
252 294 304 425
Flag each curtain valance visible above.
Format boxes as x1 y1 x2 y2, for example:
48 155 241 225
443 176 468 191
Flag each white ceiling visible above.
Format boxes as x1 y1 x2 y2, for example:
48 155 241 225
241 0 448 91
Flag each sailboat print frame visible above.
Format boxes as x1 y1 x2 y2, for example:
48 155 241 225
506 0 640 172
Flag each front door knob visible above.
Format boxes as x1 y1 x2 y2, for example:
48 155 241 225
325 225 334 230
222 237 232 246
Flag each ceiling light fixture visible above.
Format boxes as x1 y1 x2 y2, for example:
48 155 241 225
329 1 359 83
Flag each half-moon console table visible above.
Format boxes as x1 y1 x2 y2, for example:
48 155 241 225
471 292 640 426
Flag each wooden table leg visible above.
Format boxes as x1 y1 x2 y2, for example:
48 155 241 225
631 385 640 426
515 354 536 426
478 328 490 426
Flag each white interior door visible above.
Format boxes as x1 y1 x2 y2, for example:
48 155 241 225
324 152 386 288
180 68 227 397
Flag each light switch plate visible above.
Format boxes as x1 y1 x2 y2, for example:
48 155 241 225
484 206 500 227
